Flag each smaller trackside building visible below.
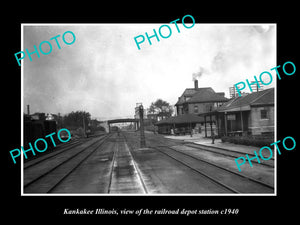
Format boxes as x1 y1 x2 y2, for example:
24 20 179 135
201 88 275 137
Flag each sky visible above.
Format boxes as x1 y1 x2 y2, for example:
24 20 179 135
23 23 276 120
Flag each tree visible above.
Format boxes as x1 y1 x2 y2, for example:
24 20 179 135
63 111 91 129
148 99 174 121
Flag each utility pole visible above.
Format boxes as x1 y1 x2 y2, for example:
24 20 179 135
82 112 86 138
139 105 146 148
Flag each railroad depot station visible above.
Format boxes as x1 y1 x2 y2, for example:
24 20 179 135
155 79 274 140
23 79 275 195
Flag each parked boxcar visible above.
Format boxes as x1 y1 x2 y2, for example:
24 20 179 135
24 117 57 156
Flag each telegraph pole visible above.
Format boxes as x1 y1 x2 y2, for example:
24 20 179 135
139 105 146 148
82 112 86 138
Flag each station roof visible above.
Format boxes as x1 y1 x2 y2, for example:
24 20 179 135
175 87 228 106
155 114 204 125
217 88 274 112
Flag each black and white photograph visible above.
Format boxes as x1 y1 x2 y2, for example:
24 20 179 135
21 23 276 195
4 7 298 221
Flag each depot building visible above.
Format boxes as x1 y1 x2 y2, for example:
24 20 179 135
155 79 228 135
155 79 274 138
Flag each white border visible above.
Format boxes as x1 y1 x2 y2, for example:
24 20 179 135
21 23 277 196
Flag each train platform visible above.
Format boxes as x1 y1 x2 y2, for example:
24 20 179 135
163 133 275 159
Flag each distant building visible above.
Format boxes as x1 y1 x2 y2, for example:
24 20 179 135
146 112 158 122
249 80 264 93
229 81 264 98
31 112 46 121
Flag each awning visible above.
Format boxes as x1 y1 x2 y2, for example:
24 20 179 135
155 114 204 125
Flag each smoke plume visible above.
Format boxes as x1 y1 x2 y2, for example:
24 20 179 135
192 66 209 81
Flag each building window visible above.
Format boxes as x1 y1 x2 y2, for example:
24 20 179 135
261 109 268 119
194 105 198 113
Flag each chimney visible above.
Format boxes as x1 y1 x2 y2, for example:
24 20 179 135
194 79 198 89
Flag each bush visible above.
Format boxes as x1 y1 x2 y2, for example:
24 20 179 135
221 135 273 147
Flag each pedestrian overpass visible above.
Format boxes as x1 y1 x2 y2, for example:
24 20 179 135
107 118 140 132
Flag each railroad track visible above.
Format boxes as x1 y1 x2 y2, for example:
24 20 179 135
151 145 274 194
23 134 112 193
24 140 83 169
107 133 148 194
24 134 108 167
